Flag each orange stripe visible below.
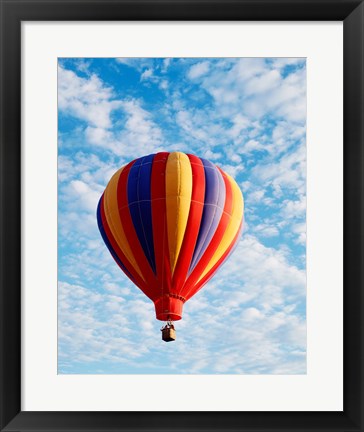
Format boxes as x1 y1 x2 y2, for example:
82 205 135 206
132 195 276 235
99 195 150 295
103 166 144 280
185 221 243 300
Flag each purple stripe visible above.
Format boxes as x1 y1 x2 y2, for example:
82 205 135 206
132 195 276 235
189 158 226 272
127 154 156 273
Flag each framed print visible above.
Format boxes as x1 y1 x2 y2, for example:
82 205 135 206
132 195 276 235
0 1 363 431
22 22 343 412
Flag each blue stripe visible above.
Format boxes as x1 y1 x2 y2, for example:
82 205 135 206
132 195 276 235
189 159 225 272
96 197 136 283
127 154 156 273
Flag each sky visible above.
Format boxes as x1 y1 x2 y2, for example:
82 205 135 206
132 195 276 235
58 57 306 374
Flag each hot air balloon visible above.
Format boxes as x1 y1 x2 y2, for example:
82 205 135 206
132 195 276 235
97 152 244 341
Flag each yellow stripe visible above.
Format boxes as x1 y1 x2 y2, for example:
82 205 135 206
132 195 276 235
197 174 244 282
165 152 193 274
103 166 144 281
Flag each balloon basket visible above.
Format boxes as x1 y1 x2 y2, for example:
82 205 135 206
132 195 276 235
161 322 176 342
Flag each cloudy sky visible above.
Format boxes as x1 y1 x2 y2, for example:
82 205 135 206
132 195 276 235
58 57 306 374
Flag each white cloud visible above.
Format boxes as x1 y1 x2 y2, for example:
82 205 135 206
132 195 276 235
115 58 154 71
63 179 103 213
242 307 263 321
72 58 93 75
59 64 165 158
252 142 306 195
162 58 171 72
282 195 306 219
140 68 153 80
174 109 227 150
116 100 163 156
244 69 281 96
271 58 305 70
245 139 265 153
58 65 122 128
248 189 265 203
228 114 250 139
58 152 121 187
254 223 279 238
292 222 306 245
85 127 113 146
220 235 305 297
187 61 210 79
80 100 164 158
195 58 306 123
159 80 168 90
176 110 209 142
270 121 306 156
203 149 223 161
59 64 164 158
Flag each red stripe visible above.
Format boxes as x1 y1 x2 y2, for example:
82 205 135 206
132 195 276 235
150 152 172 299
117 160 159 297
185 221 243 300
99 195 152 297
173 154 205 296
181 170 233 299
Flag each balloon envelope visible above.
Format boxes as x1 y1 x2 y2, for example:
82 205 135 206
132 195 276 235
97 152 244 321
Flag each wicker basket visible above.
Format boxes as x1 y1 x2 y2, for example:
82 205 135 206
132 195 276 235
162 327 176 342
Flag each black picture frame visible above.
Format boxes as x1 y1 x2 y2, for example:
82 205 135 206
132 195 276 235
1 1 363 431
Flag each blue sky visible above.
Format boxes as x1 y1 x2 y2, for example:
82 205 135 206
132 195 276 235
58 57 306 374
